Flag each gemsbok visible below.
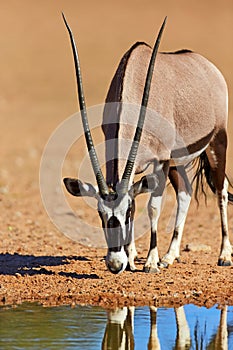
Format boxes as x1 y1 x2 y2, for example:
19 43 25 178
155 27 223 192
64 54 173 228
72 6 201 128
62 14 233 274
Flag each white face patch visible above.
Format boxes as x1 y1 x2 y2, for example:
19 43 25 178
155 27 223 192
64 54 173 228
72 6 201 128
98 192 134 273
98 193 133 242
82 183 91 192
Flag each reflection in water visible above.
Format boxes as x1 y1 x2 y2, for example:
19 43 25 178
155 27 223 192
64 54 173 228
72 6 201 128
102 307 135 349
102 306 229 350
0 303 232 349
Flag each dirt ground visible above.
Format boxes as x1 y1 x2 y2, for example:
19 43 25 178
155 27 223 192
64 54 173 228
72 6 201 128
0 1 233 309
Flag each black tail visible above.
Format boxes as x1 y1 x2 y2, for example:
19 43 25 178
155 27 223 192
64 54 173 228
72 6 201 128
191 151 233 204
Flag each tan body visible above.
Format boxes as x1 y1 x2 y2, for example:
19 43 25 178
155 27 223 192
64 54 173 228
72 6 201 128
103 42 232 271
104 43 228 183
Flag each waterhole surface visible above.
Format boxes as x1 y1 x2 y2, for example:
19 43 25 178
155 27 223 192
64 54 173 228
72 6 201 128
0 303 232 349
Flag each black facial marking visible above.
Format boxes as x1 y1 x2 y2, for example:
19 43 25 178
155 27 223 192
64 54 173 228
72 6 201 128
98 195 135 251
109 246 122 253
125 207 131 226
102 192 118 202
98 210 106 228
106 216 124 251
107 215 121 229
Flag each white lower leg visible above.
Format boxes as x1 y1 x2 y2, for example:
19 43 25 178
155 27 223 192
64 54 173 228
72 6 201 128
162 221 185 265
161 191 191 266
218 179 232 264
127 223 137 271
127 243 137 271
144 196 162 272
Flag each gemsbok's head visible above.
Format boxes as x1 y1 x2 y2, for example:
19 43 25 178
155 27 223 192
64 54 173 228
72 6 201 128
62 14 166 274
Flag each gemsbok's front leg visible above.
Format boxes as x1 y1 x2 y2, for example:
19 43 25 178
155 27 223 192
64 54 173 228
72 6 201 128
144 162 169 273
160 166 192 268
126 221 138 271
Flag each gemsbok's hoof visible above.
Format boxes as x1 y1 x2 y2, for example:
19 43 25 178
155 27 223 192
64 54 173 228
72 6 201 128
143 265 160 273
158 261 169 268
159 256 181 268
126 263 137 272
218 259 233 266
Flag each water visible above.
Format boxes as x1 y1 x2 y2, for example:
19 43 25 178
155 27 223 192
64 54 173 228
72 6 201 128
0 303 233 349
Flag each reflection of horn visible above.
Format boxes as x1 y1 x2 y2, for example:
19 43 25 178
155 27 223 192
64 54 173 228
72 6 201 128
120 17 167 194
62 13 109 196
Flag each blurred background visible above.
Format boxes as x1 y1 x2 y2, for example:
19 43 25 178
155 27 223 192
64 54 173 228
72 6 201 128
1 1 232 151
0 0 232 229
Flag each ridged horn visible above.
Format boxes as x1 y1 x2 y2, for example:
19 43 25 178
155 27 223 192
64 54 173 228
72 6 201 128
62 13 109 196
120 17 167 194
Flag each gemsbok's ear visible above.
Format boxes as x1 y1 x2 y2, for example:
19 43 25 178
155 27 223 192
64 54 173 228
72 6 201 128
63 178 98 198
131 174 159 197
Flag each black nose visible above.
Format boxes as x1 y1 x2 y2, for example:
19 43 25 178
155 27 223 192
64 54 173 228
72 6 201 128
108 263 124 274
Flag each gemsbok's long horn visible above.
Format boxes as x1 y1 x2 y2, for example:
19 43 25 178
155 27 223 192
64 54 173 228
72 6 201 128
62 13 109 196
120 17 167 194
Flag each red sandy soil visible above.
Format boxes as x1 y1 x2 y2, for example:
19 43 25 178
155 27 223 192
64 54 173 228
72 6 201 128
0 1 233 309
